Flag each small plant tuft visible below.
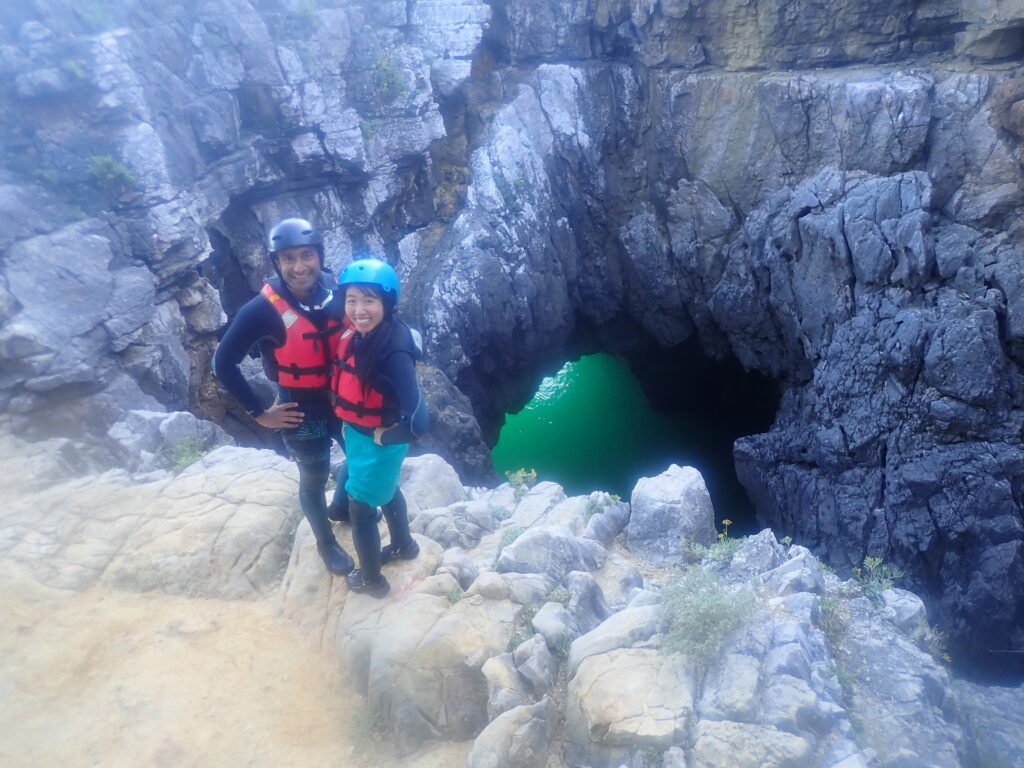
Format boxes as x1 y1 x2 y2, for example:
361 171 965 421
853 555 904 601
918 624 952 665
60 59 90 83
505 468 537 502
360 117 382 142
819 595 850 643
374 56 408 103
833 664 856 703
585 492 621 519
169 437 207 473
660 567 756 673
545 586 573 608
87 154 135 196
692 518 743 563
507 604 537 651
446 588 464 606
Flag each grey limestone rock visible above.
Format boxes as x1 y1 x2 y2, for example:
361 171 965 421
531 600 580 653
496 525 607 581
953 678 1024 768
561 570 613 635
107 409 233 473
567 604 661 679
512 633 557 698
467 697 555 768
481 653 532 721
627 464 717 564
437 547 480 590
761 548 828 597
581 493 631 548
565 648 697 768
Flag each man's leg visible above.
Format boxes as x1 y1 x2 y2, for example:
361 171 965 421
283 432 354 575
327 462 350 522
326 419 351 522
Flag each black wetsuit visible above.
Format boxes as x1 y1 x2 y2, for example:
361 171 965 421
213 274 350 549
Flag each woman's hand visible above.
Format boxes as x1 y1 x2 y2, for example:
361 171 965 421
255 401 305 429
373 425 393 445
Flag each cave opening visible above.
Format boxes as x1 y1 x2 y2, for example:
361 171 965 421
491 338 780 534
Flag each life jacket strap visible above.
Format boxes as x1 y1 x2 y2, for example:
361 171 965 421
329 392 389 418
333 357 358 374
284 362 331 378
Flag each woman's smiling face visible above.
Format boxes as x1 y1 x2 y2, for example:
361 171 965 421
345 285 385 334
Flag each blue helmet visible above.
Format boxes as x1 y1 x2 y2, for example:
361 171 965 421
338 258 400 304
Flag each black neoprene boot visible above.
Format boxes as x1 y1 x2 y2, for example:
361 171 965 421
317 541 355 575
380 489 419 564
327 464 350 522
346 498 389 598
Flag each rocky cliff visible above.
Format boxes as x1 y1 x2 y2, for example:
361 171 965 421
1 0 1022 673
4 433 1022 768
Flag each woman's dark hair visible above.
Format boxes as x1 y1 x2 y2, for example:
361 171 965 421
345 283 396 395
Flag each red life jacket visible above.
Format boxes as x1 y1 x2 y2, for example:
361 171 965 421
261 283 343 388
331 329 392 427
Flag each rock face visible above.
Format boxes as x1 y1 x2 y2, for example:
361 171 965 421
0 429 299 598
1 0 1023 669
272 454 982 766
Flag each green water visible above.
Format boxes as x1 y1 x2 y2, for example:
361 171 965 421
492 353 748 523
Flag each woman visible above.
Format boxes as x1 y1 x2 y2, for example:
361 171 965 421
331 258 429 597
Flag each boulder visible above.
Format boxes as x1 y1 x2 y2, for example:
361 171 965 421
690 721 813 768
481 653 532 721
565 648 696 767
512 633 557 698
627 465 716 564
496 525 606 581
467 698 555 768
400 453 467 510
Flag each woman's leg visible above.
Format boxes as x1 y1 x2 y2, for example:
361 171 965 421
346 498 389 597
380 488 419 563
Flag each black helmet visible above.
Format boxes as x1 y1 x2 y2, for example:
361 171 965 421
267 218 322 258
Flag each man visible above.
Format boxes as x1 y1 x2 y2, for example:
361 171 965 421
213 217 354 575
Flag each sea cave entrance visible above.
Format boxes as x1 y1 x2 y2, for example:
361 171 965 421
491 342 780 534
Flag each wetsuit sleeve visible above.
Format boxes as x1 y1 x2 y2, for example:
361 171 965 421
376 350 428 445
213 296 285 416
